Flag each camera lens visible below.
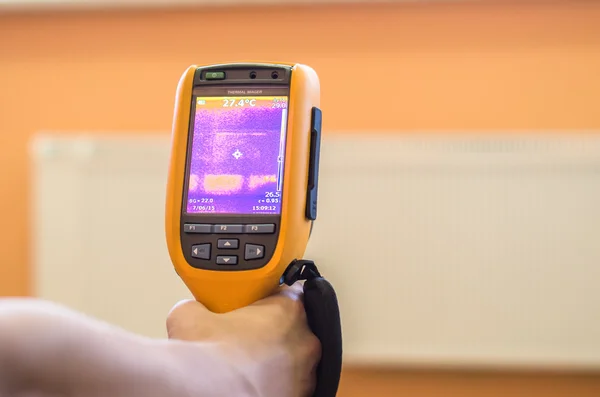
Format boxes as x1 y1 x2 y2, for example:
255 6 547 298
249 71 257 79
271 71 279 79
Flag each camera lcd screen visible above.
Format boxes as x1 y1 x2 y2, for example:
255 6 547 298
184 93 289 215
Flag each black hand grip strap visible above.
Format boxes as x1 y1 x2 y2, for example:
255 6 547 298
282 260 343 397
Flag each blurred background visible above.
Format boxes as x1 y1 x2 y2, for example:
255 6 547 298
1 0 600 396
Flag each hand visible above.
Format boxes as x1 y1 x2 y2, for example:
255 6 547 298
166 283 321 397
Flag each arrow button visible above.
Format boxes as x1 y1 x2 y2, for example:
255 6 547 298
217 239 239 249
191 244 211 260
245 244 265 260
216 255 238 265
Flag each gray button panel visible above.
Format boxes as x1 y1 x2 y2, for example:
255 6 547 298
191 244 211 260
216 255 238 265
244 224 275 234
184 222 276 269
184 224 212 233
245 244 265 260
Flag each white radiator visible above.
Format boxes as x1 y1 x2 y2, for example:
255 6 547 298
30 133 600 370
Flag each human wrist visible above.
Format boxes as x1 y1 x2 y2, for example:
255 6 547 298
163 338 259 397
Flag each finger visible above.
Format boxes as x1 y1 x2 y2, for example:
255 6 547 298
299 352 320 397
287 281 305 295
256 284 304 308
306 360 319 397
166 299 212 340
264 281 303 298
167 299 209 318
279 282 304 302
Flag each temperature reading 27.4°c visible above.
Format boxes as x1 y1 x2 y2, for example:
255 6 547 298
223 98 256 107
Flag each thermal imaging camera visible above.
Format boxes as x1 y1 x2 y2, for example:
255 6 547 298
165 62 322 313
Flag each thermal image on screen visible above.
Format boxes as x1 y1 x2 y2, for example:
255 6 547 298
186 95 288 214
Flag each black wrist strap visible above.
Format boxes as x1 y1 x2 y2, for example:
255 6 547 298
282 260 343 397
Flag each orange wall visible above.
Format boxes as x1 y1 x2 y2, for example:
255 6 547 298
339 367 600 397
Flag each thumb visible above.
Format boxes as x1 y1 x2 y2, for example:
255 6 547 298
166 299 215 341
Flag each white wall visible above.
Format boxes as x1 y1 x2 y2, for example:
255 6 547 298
30 133 600 370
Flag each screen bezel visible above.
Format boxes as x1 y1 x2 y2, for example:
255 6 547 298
177 64 293 272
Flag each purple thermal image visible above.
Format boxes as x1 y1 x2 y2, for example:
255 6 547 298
186 96 288 214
